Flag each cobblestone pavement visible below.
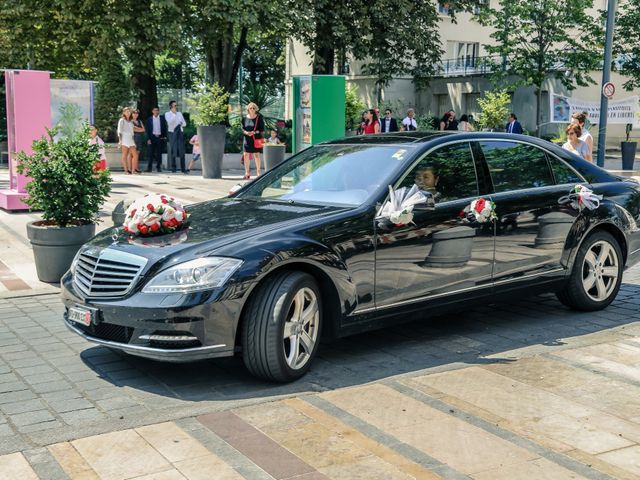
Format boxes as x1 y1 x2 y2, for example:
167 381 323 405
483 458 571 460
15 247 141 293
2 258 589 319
0 265 639 478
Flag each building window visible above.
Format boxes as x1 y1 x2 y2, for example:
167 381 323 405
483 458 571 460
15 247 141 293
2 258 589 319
453 42 479 68
438 2 452 15
473 0 490 14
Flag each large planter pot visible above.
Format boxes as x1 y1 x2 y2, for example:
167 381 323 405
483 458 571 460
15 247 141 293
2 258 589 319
26 221 95 283
621 141 637 170
424 225 476 268
263 144 286 171
534 212 574 249
112 199 133 227
199 125 226 179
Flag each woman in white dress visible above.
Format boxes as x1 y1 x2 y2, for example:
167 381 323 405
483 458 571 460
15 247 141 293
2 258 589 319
571 111 593 162
117 107 135 174
562 123 591 161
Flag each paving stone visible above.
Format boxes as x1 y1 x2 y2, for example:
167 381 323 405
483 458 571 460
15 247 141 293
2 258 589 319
0 382 29 394
23 372 66 387
96 396 143 411
0 389 37 404
15 365 54 377
17 420 63 434
59 408 108 425
11 409 56 427
31 380 74 394
1 399 46 415
47 397 95 414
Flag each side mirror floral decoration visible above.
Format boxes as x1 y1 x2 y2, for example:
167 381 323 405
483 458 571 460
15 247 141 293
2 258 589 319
123 193 189 236
459 197 497 223
558 184 602 211
378 185 428 226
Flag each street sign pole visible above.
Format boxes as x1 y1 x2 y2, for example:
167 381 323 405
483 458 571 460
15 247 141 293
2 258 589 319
596 0 618 167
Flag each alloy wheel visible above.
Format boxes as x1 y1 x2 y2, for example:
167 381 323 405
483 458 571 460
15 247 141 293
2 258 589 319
282 287 320 370
581 240 619 302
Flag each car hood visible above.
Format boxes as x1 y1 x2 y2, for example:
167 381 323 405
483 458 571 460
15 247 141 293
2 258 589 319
87 198 347 261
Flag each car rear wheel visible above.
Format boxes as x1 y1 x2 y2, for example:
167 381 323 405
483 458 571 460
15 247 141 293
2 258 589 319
557 230 623 311
242 271 322 382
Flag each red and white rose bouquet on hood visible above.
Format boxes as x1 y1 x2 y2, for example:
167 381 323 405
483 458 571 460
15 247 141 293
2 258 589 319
122 193 188 236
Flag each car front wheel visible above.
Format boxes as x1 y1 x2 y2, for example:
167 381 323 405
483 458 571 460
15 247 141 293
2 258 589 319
242 271 322 382
557 230 623 311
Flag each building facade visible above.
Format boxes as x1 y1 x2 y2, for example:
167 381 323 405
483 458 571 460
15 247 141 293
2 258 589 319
284 1 637 144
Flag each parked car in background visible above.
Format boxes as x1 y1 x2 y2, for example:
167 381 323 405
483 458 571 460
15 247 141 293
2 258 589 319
62 132 640 382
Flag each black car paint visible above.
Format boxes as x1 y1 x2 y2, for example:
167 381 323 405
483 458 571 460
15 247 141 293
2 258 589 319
61 131 640 361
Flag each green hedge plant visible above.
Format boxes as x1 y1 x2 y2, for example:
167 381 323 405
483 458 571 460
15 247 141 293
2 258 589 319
16 125 111 227
477 90 511 131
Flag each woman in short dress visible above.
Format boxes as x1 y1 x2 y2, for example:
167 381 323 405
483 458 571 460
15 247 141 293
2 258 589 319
562 123 591 161
131 109 146 174
241 102 264 179
117 107 135 174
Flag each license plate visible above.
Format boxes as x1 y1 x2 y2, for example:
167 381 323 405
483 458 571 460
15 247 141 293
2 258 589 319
68 306 95 327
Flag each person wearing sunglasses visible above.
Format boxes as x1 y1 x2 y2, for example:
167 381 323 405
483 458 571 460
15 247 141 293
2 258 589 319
562 123 591 161
241 102 264 179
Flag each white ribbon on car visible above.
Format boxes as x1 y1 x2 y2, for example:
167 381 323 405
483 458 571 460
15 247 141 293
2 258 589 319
558 184 603 211
378 185 428 226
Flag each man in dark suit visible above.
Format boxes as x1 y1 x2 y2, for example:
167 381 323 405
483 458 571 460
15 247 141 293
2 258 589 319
380 109 399 133
505 113 523 134
145 106 168 172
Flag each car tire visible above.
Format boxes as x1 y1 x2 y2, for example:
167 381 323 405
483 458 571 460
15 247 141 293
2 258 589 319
242 271 322 382
557 230 623 311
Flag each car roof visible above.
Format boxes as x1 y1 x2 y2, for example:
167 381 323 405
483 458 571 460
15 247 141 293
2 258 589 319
323 131 615 184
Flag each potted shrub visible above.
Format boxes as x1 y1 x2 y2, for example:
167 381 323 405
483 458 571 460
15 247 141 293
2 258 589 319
190 83 229 179
16 125 111 283
621 123 636 171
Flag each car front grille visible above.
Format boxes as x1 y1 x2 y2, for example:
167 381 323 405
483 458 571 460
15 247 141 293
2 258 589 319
73 248 147 299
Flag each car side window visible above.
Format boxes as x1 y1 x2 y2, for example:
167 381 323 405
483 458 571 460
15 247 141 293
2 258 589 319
399 142 478 202
548 155 583 184
480 141 554 193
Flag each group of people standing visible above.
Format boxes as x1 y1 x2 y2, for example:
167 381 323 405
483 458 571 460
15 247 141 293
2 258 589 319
360 108 421 135
115 102 201 175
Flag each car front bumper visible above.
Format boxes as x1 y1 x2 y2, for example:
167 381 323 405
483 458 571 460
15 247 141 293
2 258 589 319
60 271 242 362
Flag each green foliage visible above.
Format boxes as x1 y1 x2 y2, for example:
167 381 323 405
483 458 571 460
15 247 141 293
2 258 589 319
290 1 481 87
278 127 292 153
345 85 366 131
242 30 286 96
615 0 640 90
477 90 511 131
56 104 84 139
16 125 111 227
415 112 439 131
240 80 281 129
189 83 230 126
550 125 567 144
94 54 132 143
0 77 6 143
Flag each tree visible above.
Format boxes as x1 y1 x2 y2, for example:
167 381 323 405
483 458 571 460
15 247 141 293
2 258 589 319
242 30 286 96
478 0 602 136
290 0 482 96
614 0 640 90
477 90 510 131
188 2 286 94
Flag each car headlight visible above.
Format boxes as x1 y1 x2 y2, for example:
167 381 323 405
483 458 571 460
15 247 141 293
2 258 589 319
141 257 243 294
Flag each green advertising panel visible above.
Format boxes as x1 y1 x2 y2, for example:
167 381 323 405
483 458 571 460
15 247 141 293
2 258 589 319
292 75 345 154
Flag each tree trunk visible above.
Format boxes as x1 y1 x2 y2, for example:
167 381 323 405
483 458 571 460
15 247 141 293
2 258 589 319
312 46 335 74
133 72 157 121
535 87 542 137
205 27 247 94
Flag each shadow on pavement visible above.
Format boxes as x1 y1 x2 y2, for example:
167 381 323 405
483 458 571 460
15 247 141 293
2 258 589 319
79 283 640 402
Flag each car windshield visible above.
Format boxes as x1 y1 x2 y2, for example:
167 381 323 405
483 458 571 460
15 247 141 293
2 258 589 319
239 144 415 207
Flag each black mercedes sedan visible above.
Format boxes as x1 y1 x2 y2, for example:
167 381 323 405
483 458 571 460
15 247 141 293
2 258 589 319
61 132 640 382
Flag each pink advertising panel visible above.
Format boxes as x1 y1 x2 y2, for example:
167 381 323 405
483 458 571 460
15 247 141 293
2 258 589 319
0 70 51 210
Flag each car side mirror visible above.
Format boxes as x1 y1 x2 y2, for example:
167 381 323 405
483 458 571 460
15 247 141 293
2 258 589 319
413 191 436 211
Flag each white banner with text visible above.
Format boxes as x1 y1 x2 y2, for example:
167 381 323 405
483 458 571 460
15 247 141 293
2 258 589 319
551 94 640 126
